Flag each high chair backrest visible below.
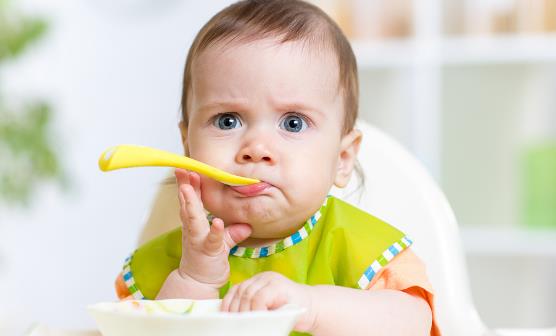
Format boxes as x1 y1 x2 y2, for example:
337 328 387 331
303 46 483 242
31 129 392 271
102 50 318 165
330 119 486 335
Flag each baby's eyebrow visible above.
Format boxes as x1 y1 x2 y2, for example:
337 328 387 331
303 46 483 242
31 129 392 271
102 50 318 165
197 100 324 118
198 101 248 114
276 102 324 118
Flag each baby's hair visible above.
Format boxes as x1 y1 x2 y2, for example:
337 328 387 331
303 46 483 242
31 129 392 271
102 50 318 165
173 0 364 192
181 0 358 134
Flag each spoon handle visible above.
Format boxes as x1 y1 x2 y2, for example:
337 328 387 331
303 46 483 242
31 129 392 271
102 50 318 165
98 144 259 186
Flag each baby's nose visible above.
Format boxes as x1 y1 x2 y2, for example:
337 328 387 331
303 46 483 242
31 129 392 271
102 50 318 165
241 153 272 162
236 142 275 164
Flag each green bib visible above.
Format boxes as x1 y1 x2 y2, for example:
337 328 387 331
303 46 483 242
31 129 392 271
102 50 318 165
121 196 412 335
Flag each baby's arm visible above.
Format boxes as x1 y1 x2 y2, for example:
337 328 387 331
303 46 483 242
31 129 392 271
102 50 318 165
221 249 435 335
308 285 432 336
221 272 431 335
308 249 436 335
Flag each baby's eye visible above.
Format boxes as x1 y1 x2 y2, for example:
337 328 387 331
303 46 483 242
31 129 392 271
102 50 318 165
280 114 308 133
214 113 241 130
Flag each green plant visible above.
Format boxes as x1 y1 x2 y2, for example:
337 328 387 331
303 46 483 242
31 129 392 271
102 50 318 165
0 0 65 206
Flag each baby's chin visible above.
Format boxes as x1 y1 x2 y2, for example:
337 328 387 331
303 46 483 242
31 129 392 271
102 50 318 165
222 209 305 239
220 208 281 229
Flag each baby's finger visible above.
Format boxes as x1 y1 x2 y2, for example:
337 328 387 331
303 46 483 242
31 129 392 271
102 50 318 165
174 168 197 224
238 278 272 312
227 287 243 313
187 171 202 200
221 284 240 312
223 278 258 313
264 285 288 311
204 217 225 256
175 168 191 186
180 184 209 237
177 185 189 224
223 223 252 250
250 282 277 311
224 276 263 313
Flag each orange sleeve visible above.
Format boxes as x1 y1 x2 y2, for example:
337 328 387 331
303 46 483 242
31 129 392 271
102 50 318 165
115 272 133 300
367 248 441 336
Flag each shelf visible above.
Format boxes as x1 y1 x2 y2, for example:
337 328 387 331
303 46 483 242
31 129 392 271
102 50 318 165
353 34 556 69
461 226 556 257
351 38 415 69
442 34 556 65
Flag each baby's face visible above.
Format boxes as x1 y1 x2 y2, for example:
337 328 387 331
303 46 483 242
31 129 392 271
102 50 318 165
183 38 357 240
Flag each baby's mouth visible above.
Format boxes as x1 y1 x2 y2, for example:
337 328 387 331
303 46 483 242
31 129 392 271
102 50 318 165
230 181 273 197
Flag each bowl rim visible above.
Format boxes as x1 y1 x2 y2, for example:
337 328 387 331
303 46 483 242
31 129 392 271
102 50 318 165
87 299 306 321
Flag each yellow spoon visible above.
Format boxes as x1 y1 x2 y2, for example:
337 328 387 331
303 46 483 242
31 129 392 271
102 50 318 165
98 144 259 186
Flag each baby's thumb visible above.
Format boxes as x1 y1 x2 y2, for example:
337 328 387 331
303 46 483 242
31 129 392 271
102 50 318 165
224 223 252 248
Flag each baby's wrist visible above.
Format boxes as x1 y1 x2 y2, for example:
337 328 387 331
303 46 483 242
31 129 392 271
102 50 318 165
177 268 226 290
295 284 320 333
157 269 220 300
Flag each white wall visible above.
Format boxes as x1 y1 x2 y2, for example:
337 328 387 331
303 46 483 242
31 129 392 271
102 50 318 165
0 0 234 332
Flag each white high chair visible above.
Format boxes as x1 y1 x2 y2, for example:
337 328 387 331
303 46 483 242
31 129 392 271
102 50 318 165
328 119 556 336
330 120 482 336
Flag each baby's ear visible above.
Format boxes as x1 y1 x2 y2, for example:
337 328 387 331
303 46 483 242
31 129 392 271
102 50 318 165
334 129 362 188
178 121 190 156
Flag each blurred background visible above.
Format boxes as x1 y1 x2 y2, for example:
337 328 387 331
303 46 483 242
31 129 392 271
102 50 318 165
0 0 555 334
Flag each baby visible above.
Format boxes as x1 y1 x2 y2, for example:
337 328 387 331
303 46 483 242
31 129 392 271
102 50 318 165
115 0 439 335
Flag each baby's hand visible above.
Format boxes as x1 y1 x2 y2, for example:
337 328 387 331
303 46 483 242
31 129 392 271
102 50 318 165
221 272 317 332
175 168 252 288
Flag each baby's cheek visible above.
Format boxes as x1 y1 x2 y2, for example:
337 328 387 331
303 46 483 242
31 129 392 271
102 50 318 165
287 175 329 206
292 167 330 190
199 178 223 211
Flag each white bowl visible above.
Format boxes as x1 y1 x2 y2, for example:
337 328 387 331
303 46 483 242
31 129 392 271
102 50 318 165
88 299 305 336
